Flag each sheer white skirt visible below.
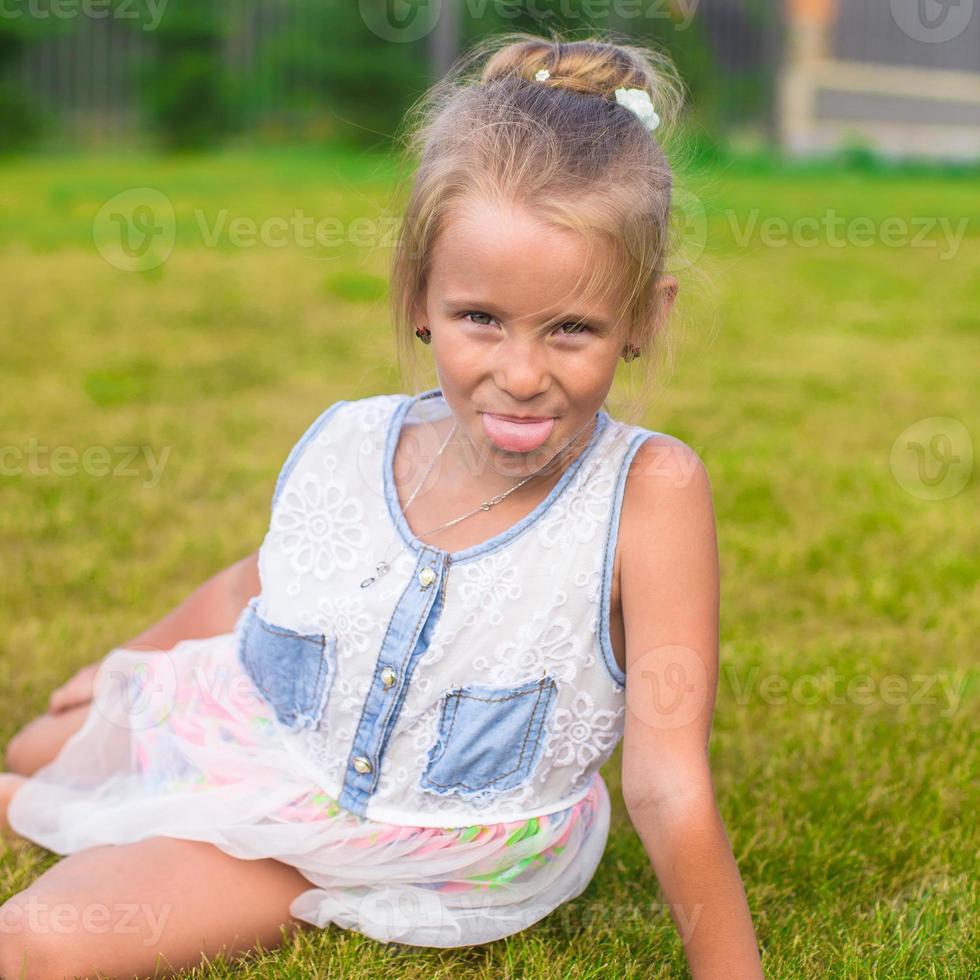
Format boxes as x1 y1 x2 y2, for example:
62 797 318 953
8 633 611 947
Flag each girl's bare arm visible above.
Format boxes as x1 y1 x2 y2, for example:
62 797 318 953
618 438 764 978
44 551 261 715
113 550 261 657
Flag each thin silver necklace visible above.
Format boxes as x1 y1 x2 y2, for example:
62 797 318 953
360 411 598 588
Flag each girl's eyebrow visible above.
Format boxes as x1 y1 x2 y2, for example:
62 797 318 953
442 297 612 331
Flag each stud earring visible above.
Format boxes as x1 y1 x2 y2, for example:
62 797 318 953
622 343 641 362
415 325 431 344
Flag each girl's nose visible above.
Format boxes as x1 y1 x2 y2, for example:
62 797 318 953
492 337 552 403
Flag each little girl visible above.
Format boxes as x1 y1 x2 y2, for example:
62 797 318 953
0 31 763 979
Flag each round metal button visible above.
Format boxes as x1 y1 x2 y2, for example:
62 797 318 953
352 756 373 774
418 567 437 588
381 666 397 688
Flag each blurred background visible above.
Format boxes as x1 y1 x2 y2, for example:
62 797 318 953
1 3 976 978
2 0 979 158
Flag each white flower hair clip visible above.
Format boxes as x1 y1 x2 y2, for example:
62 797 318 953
531 71 661 134
614 87 661 132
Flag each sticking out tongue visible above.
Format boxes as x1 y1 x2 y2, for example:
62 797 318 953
481 413 556 453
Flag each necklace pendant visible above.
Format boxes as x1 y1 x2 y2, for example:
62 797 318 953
480 501 491 511
360 560 391 589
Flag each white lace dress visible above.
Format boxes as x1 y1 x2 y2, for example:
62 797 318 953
8 633 611 948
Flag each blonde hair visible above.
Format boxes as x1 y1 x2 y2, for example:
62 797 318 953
388 28 688 425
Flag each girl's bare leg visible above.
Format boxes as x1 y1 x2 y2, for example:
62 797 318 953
3 703 91 776
0 833 316 979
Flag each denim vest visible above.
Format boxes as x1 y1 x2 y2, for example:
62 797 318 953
234 387 658 826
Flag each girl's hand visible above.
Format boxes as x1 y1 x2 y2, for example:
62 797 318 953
47 662 102 714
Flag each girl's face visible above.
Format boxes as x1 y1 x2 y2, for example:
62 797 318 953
415 196 665 483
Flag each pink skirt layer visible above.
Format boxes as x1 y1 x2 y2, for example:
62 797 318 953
8 633 611 947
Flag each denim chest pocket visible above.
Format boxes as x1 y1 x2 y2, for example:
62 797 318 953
236 598 336 733
420 675 557 798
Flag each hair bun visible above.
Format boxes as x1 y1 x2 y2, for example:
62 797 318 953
479 33 684 130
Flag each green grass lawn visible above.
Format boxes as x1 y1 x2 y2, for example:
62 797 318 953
0 147 977 977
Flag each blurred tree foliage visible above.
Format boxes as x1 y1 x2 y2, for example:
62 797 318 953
0 14 42 152
253 0 431 148
136 0 240 151
0 0 779 153
246 0 779 151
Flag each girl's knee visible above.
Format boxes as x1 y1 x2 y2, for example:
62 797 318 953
4 718 51 776
3 707 87 777
0 888 175 980
0 892 68 980
3 726 32 774
0 938 58 980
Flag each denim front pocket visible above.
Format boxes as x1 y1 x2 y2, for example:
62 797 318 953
420 675 557 798
236 598 336 733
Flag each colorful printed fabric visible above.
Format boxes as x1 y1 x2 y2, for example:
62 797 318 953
8 633 611 947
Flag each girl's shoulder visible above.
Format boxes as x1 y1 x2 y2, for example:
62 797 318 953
627 430 704 481
269 392 403 511
280 390 405 453
602 412 704 493
617 429 713 578
621 430 709 522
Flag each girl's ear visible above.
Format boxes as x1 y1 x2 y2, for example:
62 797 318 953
411 293 428 331
642 275 678 348
657 275 679 320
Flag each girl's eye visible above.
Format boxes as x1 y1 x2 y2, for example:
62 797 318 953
555 321 592 336
463 312 592 336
